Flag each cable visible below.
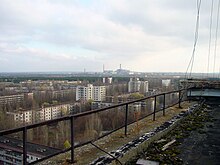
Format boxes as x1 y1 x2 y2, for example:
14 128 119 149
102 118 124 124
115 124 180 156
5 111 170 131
185 0 202 79
90 142 123 165
182 0 202 100
213 0 220 78
207 0 214 78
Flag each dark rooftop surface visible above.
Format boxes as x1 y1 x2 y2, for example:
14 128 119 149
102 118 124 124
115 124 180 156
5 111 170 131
126 98 220 165
0 136 61 158
179 98 220 164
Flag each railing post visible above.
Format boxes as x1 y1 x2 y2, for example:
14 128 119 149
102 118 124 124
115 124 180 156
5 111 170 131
153 96 156 121
124 104 128 136
179 90 182 108
163 94 165 116
70 116 75 163
23 127 27 165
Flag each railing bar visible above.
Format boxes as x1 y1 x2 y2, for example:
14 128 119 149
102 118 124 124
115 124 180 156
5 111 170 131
23 127 27 165
0 89 187 135
163 94 166 116
74 111 154 149
124 104 128 136
0 90 187 165
0 89 188 164
153 96 156 121
70 116 75 163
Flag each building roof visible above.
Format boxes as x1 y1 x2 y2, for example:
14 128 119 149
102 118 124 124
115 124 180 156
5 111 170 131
0 136 61 158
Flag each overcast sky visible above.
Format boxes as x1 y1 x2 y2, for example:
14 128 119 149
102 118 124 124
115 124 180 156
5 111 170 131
0 0 219 73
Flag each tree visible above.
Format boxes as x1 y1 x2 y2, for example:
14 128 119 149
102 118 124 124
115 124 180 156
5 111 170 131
84 114 103 140
129 93 144 99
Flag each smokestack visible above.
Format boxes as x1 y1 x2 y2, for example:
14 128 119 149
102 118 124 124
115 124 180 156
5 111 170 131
120 64 121 69
103 64 105 72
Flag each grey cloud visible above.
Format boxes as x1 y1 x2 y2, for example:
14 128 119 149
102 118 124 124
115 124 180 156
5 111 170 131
0 0 217 72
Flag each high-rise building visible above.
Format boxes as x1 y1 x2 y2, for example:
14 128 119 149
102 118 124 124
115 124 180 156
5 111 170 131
128 78 148 94
76 84 106 101
93 86 106 101
76 84 93 101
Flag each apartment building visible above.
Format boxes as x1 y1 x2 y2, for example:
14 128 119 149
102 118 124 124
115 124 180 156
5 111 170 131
93 86 106 101
91 102 113 110
128 78 149 94
0 136 60 165
76 84 93 101
102 77 112 84
0 94 24 106
8 104 73 124
39 104 69 121
7 110 33 124
76 84 106 101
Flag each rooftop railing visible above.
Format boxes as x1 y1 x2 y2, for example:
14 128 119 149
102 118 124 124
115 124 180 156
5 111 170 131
0 89 187 165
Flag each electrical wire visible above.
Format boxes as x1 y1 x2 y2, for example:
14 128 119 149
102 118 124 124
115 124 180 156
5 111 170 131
213 0 220 78
181 0 202 100
207 0 214 78
185 0 202 79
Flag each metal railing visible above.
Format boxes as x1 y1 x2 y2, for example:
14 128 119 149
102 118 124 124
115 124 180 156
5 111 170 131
0 89 187 165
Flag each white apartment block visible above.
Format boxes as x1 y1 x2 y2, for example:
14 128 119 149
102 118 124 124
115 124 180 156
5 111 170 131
7 110 33 124
76 84 93 101
7 104 73 124
0 94 24 106
37 104 71 121
76 84 106 101
93 86 106 101
128 78 149 94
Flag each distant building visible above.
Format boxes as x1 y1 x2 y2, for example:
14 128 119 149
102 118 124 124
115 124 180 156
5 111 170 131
76 84 94 101
52 89 76 100
129 103 141 112
7 110 33 124
128 78 149 94
162 79 171 87
91 102 113 110
37 104 72 121
76 84 106 101
7 104 73 124
0 136 60 164
0 94 24 106
102 77 112 84
93 86 106 101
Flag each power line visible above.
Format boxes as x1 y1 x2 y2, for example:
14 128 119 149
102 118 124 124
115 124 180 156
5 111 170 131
185 0 202 79
213 0 220 78
207 0 214 77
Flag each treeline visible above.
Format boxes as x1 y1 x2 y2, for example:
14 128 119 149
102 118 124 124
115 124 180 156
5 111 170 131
0 76 130 83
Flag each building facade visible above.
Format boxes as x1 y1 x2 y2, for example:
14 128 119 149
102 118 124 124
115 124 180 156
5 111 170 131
128 78 149 94
7 104 73 124
76 84 106 101
0 94 24 106
0 136 60 165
